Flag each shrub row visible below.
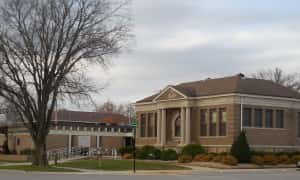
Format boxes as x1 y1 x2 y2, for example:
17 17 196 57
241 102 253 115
192 154 238 166
251 154 300 165
119 144 206 161
119 146 178 161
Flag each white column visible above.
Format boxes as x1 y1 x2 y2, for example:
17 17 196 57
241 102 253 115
156 109 161 145
161 109 167 146
180 107 186 145
96 136 100 148
68 134 72 154
185 107 191 144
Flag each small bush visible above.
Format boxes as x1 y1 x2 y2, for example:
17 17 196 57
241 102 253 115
251 155 264 166
221 155 238 166
118 146 134 156
178 155 193 163
201 154 215 162
122 153 133 159
291 155 300 164
136 145 161 160
181 144 206 158
212 155 224 163
20 148 34 155
193 154 206 162
160 149 178 161
263 155 278 165
230 131 251 163
277 155 291 164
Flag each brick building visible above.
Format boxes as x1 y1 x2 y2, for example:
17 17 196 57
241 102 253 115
134 74 300 152
0 110 133 154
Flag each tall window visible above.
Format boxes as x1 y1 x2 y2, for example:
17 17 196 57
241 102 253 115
276 110 284 128
174 116 181 137
209 109 217 136
219 108 227 136
265 109 273 128
140 114 146 137
243 108 252 127
298 112 300 137
200 109 207 136
148 113 155 137
254 109 263 127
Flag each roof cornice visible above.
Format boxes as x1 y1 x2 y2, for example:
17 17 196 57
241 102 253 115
133 93 300 106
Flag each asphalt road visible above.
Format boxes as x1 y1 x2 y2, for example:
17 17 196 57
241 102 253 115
0 169 299 180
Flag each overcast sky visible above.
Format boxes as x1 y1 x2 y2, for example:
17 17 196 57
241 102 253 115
69 0 300 110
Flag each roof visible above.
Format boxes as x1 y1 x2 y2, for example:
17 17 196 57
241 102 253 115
136 74 300 103
51 110 129 125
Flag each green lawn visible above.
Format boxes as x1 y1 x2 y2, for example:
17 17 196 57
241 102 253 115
0 165 79 172
0 160 27 164
59 159 189 171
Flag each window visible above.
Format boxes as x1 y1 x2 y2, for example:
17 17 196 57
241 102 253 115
140 114 146 137
174 116 181 137
200 109 207 136
254 109 263 127
298 112 300 138
148 113 155 137
17 138 20 146
276 110 284 128
209 109 217 136
265 109 273 128
219 108 227 136
243 108 252 127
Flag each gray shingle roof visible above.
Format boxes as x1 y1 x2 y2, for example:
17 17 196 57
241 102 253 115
136 74 300 103
51 110 129 124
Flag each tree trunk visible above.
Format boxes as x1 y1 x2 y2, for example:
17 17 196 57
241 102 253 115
33 139 48 167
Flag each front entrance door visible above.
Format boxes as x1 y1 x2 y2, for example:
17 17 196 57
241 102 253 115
78 136 91 147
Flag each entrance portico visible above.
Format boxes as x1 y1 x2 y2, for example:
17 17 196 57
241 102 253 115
154 107 191 146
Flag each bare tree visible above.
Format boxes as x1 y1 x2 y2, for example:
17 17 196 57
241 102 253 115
0 0 130 166
96 100 118 113
252 68 300 92
96 100 135 121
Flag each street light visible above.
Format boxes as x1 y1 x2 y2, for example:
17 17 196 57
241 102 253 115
130 121 137 173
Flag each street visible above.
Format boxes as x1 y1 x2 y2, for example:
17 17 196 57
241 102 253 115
0 169 299 180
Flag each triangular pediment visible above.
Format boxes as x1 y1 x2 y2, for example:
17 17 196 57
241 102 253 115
154 87 186 101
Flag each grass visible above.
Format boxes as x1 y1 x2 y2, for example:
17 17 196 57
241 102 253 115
0 160 28 164
0 165 79 172
59 159 189 171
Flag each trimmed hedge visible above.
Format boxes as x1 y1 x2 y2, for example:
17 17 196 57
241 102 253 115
181 144 206 158
160 149 178 161
118 146 134 156
136 145 161 160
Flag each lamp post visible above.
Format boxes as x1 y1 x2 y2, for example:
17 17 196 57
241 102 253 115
130 121 137 173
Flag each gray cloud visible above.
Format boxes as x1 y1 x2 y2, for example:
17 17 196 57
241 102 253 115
66 0 300 110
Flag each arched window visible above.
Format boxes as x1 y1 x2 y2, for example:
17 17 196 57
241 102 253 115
174 116 181 137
